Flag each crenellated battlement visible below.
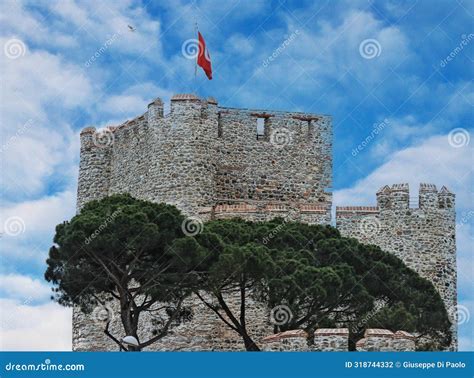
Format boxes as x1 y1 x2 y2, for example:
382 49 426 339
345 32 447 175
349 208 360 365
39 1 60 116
372 183 456 211
78 94 333 221
80 94 332 148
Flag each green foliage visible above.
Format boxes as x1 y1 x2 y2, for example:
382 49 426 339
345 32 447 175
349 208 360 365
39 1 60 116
187 217 451 350
45 194 189 350
46 195 451 351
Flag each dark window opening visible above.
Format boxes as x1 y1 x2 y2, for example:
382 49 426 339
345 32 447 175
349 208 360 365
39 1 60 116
217 113 223 137
257 118 265 140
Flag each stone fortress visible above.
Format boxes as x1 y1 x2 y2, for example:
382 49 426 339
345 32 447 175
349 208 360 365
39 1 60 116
74 94 457 351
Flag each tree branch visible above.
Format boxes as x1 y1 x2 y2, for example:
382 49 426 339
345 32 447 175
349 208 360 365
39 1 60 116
138 298 184 349
195 291 239 332
103 321 126 351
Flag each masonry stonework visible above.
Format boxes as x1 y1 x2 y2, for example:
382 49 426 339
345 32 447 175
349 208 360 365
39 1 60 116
77 94 332 221
336 183 457 349
74 94 457 351
260 328 415 352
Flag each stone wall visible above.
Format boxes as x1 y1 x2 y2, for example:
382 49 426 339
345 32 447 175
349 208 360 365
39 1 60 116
336 183 457 349
261 328 415 352
261 330 309 351
355 329 416 352
74 291 273 351
313 328 349 351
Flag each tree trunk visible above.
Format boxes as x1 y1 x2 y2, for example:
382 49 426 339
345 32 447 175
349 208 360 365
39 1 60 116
120 298 141 351
243 334 261 351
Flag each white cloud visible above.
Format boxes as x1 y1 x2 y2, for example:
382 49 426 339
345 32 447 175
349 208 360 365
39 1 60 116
0 190 76 237
458 336 473 351
282 10 410 82
334 133 473 210
0 298 71 351
226 34 255 56
0 274 51 301
0 190 76 268
101 82 173 119
1 42 93 115
44 0 162 56
0 38 90 200
0 1 77 48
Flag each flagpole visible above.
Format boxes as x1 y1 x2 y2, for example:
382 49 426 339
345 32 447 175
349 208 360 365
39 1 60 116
194 22 198 96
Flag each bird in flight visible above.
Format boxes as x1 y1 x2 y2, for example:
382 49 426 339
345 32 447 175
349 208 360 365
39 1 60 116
128 25 136 32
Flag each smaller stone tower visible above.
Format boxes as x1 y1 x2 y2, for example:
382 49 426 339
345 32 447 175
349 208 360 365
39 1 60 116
336 183 457 349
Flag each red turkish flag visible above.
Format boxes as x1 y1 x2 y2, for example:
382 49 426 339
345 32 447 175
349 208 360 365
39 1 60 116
197 32 212 80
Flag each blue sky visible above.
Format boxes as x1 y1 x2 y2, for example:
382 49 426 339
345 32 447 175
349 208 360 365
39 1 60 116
0 0 472 350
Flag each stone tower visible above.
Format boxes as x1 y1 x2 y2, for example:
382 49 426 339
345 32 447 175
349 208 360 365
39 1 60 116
77 94 333 221
336 183 457 349
74 94 457 351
